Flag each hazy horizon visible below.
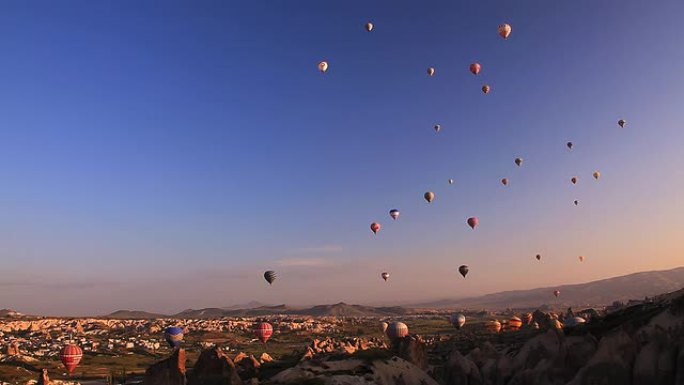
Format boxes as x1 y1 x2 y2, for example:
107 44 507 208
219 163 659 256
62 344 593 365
1 0 684 316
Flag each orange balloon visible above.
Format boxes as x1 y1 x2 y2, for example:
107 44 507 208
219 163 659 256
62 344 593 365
498 23 512 39
469 63 481 75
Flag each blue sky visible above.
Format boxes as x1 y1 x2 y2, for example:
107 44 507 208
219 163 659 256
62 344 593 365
1 0 683 315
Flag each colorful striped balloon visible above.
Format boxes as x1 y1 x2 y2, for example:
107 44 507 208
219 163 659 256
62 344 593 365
386 322 409 340
254 322 273 343
485 320 501 333
508 316 523 331
60 344 83 374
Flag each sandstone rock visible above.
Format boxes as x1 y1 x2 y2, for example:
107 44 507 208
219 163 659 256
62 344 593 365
443 349 482 385
6 341 20 356
143 348 186 385
632 327 677 385
271 356 439 385
567 330 637 385
36 369 49 385
186 348 241 385
391 335 428 371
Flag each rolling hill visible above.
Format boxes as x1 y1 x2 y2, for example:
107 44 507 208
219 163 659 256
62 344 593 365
106 310 168 319
417 266 684 309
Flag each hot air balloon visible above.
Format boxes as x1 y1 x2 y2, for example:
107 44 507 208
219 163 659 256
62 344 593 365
60 344 83 375
381 272 390 281
508 316 523 331
551 319 563 329
536 254 541 261
365 22 374 32
386 322 409 340
318 61 328 73
501 178 509 186
448 178 454 185
380 322 389 334
571 176 578 184
264 271 277 285
618 119 626 128
531 322 540 330
254 322 273 343
485 320 501 333
498 23 512 39
467 217 478 229
427 67 435 76
434 124 441 133
574 200 579 206
370 222 381 234
450 313 466 329
164 326 185 348
458 265 469 278
553 290 560 298
469 63 481 75
578 256 585 262
564 316 586 327
482 84 491 94
593 171 601 180
522 313 533 325
567 142 573 150
389 209 400 220
424 192 435 203
515 158 523 167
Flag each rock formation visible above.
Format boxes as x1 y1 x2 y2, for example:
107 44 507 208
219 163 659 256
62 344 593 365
186 348 241 385
143 348 186 385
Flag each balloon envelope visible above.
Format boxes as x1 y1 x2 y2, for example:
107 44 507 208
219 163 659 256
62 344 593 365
459 265 469 278
254 322 273 343
370 222 381 234
501 178 509 186
482 84 490 94
498 23 512 39
60 344 83 374
365 22 373 32
485 320 501 333
450 313 466 329
618 119 626 128
448 178 454 185
571 177 578 184
386 322 409 340
381 272 389 281
318 61 328 72
434 124 441 133
567 142 573 150
164 326 184 348
508 316 523 331
424 192 435 203
553 290 561 298
515 158 523 167
578 256 585 262
467 217 478 229
536 254 541 261
593 171 601 180
389 209 400 220
264 271 277 285
469 63 481 75
380 322 389 334
427 67 435 76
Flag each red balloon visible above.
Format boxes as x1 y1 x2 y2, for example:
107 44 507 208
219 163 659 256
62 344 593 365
467 217 479 229
254 322 273 343
469 63 481 75
60 344 83 374
370 222 381 234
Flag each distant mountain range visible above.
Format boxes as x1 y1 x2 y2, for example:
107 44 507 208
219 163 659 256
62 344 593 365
103 266 684 318
415 266 684 310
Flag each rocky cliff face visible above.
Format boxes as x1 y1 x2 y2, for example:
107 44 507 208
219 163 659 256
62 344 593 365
186 348 241 385
143 348 186 385
432 289 684 385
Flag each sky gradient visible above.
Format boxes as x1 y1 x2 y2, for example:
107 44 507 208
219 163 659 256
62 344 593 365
1 0 683 315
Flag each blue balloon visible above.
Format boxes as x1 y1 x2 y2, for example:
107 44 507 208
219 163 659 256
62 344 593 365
164 326 184 348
